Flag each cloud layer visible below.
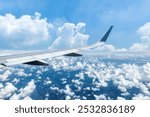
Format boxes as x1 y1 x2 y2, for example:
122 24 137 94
0 54 150 100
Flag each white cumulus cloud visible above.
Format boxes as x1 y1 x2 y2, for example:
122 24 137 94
95 44 115 52
63 85 74 97
0 70 11 81
49 22 89 50
0 12 53 49
10 80 36 100
0 83 17 99
130 22 150 51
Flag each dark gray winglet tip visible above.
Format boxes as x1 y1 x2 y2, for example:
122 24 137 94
100 25 113 42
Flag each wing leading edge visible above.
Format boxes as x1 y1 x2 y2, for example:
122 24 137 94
0 25 113 66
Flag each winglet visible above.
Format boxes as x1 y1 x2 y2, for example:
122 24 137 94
100 25 113 42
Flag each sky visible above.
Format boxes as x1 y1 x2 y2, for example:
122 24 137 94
0 0 150 50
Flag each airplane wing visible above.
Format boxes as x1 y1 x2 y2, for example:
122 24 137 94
0 25 113 66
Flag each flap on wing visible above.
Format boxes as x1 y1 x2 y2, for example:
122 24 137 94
63 52 82 57
23 60 49 66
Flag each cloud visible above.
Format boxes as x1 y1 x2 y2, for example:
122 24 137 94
0 70 11 81
117 97 125 100
72 79 83 85
0 82 17 99
16 68 28 77
0 12 53 49
132 93 150 100
129 43 146 51
75 72 84 80
95 44 115 52
49 22 89 50
94 94 107 100
18 80 36 97
130 22 150 51
10 80 36 100
138 22 150 44
65 95 71 100
63 85 74 97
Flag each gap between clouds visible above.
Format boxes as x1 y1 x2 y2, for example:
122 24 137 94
0 12 150 51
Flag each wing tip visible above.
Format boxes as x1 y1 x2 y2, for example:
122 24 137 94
100 25 113 42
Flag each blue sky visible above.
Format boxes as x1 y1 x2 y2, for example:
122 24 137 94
0 0 150 49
